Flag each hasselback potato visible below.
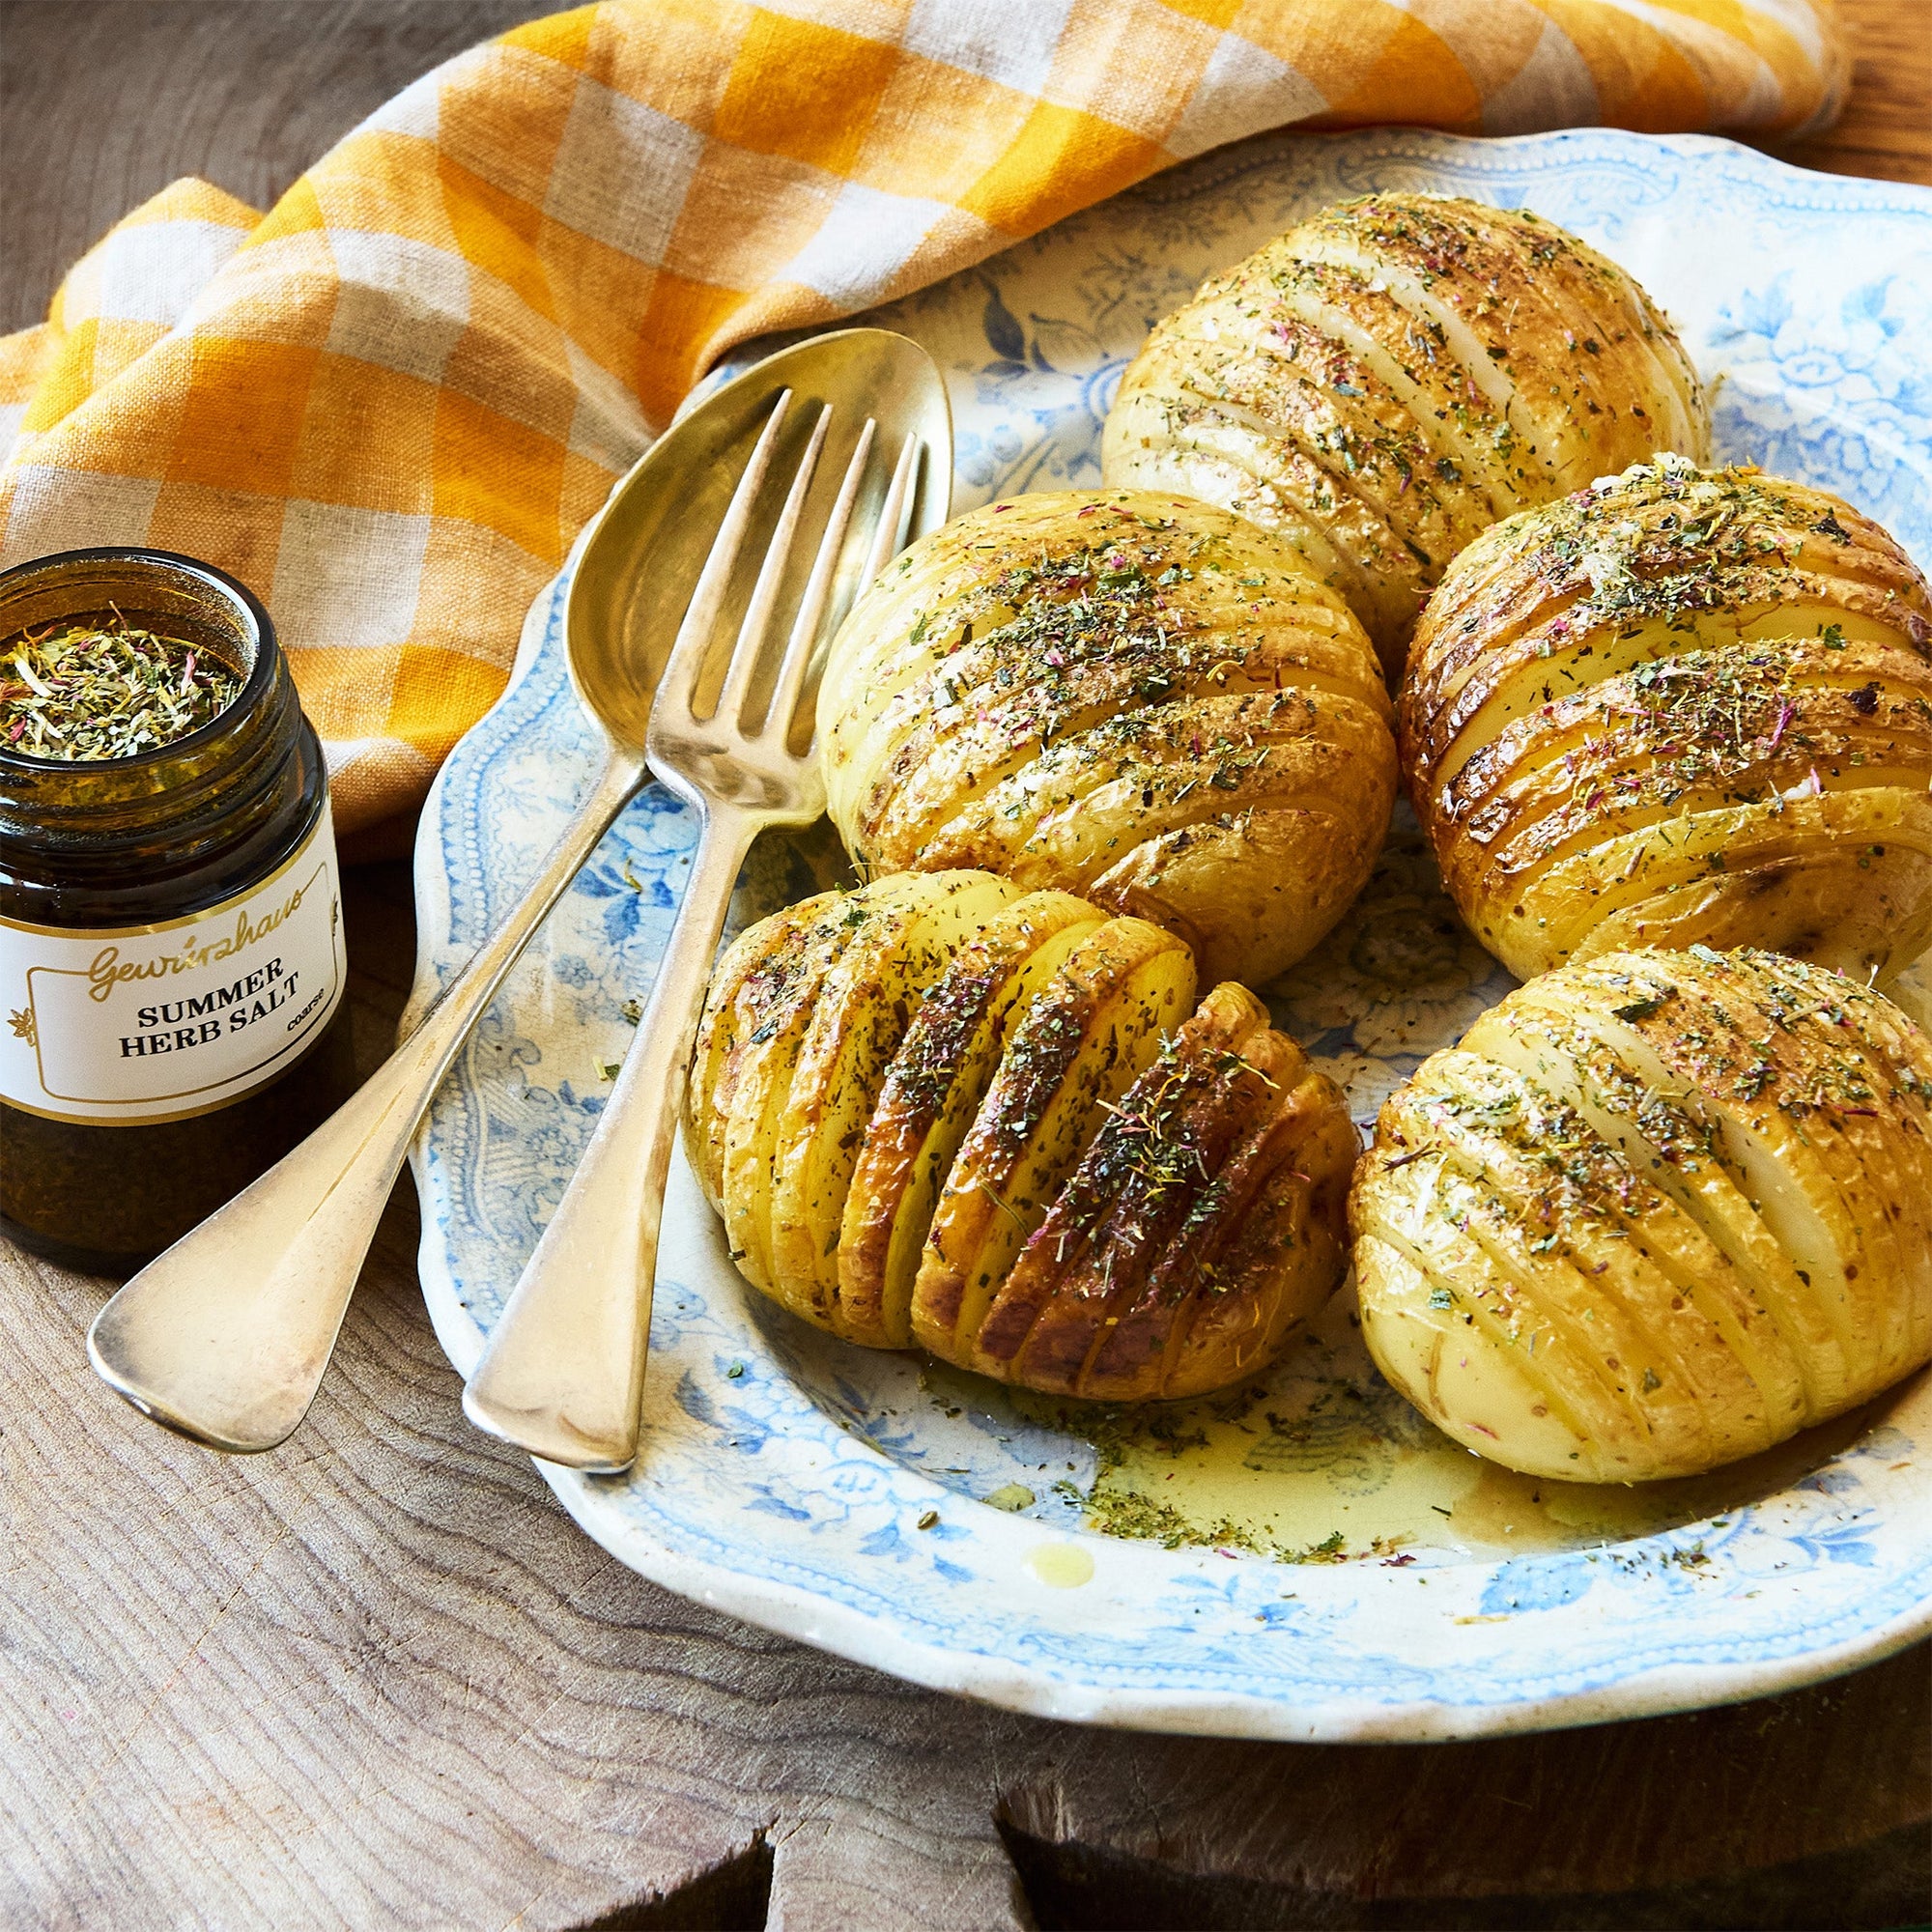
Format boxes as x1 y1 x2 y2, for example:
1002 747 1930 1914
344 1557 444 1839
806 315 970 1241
1403 458 1932 984
817 490 1397 988
687 869 1356 1401
1351 945 1932 1482
1102 192 1709 675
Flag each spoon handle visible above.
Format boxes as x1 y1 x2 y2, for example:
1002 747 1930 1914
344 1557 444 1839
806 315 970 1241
86 750 646 1455
460 798 756 1470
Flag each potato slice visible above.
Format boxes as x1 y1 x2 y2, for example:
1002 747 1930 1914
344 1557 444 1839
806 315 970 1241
911 918 1196 1360
1365 1051 1751 1474
971 983 1273 1396
1652 955 1928 1390
766 870 1017 1325
1462 995 1816 1430
1748 951 1932 1373
1352 1232 1602 1476
1155 1068 1356 1403
714 892 880 1294
951 988 1355 1401
836 892 1104 1349
686 891 841 1212
1110 1042 1350 1402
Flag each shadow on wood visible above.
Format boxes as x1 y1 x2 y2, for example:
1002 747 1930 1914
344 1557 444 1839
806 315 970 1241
998 1813 1932 1931
579 1835 773 1932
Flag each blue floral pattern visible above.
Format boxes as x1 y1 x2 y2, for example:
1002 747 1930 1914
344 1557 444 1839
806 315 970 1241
410 128 1932 1740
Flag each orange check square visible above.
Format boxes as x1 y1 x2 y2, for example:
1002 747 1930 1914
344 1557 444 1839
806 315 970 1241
712 11 897 178
166 338 320 497
960 103 1162 236
291 355 440 515
851 54 1036 204
432 387 568 563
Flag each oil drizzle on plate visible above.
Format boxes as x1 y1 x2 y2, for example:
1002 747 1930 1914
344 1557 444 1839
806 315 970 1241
1004 1283 1891 1564
1027 1543 1095 1588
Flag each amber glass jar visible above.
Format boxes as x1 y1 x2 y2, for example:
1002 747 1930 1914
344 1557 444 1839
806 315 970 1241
0 548 353 1275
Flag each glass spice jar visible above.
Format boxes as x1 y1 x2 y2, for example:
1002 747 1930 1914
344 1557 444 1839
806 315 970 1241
0 547 354 1275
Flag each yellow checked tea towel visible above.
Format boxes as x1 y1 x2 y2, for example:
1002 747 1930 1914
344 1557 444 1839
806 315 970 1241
0 0 1846 837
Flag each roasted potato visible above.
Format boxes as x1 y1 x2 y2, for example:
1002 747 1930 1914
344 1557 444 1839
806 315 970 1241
686 870 1357 1399
1402 458 1932 984
911 913 1196 1359
1351 945 1932 1482
817 489 1397 988
1102 193 1709 676
768 869 1017 1325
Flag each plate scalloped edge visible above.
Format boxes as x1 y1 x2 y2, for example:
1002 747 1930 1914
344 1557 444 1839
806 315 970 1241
408 126 1932 1742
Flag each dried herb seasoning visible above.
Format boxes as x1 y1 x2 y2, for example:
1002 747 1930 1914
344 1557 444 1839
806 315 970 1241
0 612 241 761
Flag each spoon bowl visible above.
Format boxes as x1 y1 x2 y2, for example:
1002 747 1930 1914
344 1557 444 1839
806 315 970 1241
568 328 952 756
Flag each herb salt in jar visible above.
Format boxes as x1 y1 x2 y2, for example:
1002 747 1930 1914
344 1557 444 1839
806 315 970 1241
0 548 353 1275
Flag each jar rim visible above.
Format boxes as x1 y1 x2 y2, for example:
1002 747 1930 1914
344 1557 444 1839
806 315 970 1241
0 546 276 775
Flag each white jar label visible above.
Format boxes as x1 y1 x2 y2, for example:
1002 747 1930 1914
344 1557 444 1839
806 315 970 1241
0 798 345 1124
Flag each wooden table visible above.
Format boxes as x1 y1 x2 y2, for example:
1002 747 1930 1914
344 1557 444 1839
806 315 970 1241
4 6 1928 1925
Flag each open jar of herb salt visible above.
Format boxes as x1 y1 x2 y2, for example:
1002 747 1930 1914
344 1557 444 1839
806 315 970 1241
0 548 353 1275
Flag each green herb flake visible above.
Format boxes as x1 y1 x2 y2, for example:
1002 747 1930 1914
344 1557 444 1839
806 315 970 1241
1613 991 1671 1023
1293 1530 1348 1563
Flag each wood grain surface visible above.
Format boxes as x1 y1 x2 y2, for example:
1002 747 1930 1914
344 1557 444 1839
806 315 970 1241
1770 0 1932 187
2 4 1928 1927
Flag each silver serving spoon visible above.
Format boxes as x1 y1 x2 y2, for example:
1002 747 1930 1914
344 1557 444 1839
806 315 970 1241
87 328 952 1456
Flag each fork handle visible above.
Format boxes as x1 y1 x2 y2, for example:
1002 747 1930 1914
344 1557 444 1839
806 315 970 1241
460 795 756 1469
86 749 647 1455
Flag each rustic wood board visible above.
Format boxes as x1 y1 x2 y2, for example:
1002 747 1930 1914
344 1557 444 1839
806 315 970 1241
3 5 1928 1925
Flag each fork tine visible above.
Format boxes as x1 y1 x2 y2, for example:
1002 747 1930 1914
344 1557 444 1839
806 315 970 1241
862 431 922 587
715 402 832 730
654 388 792 723
760 415 875 742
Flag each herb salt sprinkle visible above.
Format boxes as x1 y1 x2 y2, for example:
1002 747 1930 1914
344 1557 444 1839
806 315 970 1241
0 614 241 761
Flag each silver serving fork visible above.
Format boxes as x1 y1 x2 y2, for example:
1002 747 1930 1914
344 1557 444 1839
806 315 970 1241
459 395 922 1471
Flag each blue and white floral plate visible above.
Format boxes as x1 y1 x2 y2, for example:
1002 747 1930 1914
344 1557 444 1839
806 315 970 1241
410 128 1932 1741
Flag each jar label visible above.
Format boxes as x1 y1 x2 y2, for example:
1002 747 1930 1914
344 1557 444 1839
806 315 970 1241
0 799 346 1124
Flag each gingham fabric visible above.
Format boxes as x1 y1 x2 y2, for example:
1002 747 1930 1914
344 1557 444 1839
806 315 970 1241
0 0 1846 838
